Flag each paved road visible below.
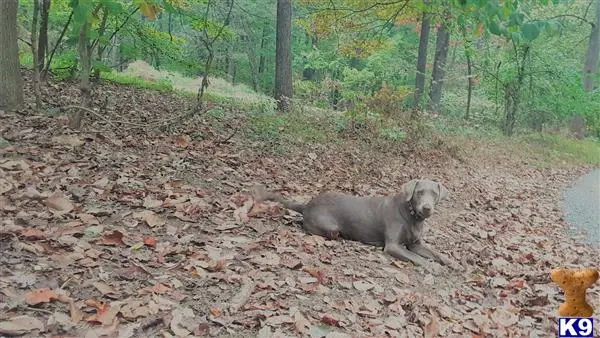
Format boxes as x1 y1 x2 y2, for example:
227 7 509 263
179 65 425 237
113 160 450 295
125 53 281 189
562 169 600 245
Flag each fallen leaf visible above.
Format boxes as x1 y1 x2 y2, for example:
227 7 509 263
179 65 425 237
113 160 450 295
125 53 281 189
303 267 326 283
423 313 439 338
265 315 294 326
0 178 14 195
98 230 125 246
92 282 117 297
0 315 44 335
170 307 196 337
308 324 333 338
353 280 374 291
20 228 46 240
321 314 339 327
140 283 172 295
143 196 163 208
51 135 84 147
210 307 221 316
385 315 407 330
143 236 157 247
25 288 59 305
45 193 74 213
490 307 518 328
78 213 99 225
133 210 166 227
86 300 122 326
294 311 311 334
233 197 254 223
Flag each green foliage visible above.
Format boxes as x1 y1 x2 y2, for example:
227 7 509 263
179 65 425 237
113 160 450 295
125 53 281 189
101 71 174 91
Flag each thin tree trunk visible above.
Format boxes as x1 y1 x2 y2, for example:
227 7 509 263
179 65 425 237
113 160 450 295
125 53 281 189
227 46 235 83
274 0 292 112
38 0 50 73
71 20 91 129
43 10 72 79
0 0 23 111
583 0 600 91
414 9 430 110
465 50 473 120
428 23 450 112
92 5 109 78
31 0 42 111
258 21 268 74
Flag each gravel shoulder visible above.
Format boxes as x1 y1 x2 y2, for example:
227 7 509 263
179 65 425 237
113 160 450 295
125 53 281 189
562 169 600 245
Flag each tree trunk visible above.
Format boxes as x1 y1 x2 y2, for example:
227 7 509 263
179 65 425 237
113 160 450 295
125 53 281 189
258 21 268 74
503 82 518 136
275 0 292 112
71 20 91 129
465 49 473 120
92 5 109 79
583 0 600 92
37 0 50 73
414 10 431 109
428 23 450 113
0 0 23 111
31 0 42 111
43 9 72 79
227 48 235 83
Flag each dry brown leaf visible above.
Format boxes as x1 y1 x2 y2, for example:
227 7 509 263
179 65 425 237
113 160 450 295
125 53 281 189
233 197 254 223
143 236 157 247
45 193 74 213
170 307 196 337
78 213 99 225
98 230 125 246
133 210 166 227
92 281 117 296
353 280 374 291
25 288 59 305
20 228 46 240
120 300 153 319
143 196 163 208
423 313 440 338
321 314 340 327
0 178 14 195
85 300 122 326
210 307 221 316
140 283 172 295
303 267 326 283
0 315 44 335
294 311 311 334
173 135 190 148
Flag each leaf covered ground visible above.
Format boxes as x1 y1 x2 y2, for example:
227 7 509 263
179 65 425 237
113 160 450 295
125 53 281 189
1 75 599 338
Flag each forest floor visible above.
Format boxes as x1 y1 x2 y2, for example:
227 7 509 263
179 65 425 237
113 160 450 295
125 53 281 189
1 73 599 338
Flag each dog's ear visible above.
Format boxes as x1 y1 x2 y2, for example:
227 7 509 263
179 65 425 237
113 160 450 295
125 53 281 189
402 179 419 201
437 182 449 202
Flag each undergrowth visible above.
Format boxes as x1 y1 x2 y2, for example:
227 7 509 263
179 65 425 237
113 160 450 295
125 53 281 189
18 54 598 167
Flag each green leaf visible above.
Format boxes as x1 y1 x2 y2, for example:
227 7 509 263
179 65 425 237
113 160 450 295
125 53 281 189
488 20 502 35
521 23 540 41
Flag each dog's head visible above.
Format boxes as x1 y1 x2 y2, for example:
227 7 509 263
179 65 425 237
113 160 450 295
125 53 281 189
401 179 449 218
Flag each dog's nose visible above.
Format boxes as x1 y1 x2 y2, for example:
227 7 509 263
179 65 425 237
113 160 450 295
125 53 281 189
422 205 432 213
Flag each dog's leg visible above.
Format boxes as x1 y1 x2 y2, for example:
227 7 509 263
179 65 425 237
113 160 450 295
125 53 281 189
408 243 460 269
383 243 440 273
303 213 341 240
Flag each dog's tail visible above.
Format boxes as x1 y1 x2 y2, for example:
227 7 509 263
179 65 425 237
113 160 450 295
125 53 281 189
253 185 306 213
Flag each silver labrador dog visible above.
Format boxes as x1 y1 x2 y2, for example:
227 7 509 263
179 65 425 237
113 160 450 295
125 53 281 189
254 179 460 273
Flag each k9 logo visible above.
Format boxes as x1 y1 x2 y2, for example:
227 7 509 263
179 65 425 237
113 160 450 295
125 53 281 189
558 318 594 338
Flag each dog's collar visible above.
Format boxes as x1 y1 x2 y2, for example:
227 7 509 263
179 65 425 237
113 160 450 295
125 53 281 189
408 199 417 217
408 198 424 221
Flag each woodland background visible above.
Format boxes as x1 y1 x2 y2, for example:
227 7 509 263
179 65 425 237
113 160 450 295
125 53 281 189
2 0 600 142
